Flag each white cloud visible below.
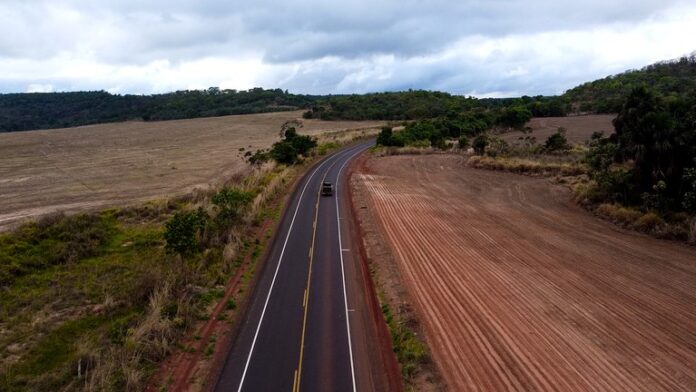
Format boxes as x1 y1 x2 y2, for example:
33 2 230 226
0 0 694 96
26 83 54 93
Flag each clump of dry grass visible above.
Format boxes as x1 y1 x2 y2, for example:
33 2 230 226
375 146 442 156
633 212 665 232
468 155 586 177
595 203 643 225
74 280 180 392
317 127 381 145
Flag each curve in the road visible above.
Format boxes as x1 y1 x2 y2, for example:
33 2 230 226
214 141 377 392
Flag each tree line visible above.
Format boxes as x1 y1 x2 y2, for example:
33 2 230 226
585 86 696 215
2 55 694 133
0 88 318 132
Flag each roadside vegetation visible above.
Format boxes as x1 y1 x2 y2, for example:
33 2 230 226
573 86 696 242
0 126 367 391
380 301 429 386
246 125 318 165
0 161 285 391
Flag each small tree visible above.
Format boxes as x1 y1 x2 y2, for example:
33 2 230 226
269 126 317 164
270 141 298 164
164 208 208 256
473 135 489 155
288 134 317 156
376 127 394 146
544 128 570 152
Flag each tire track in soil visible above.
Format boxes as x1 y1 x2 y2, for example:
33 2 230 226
355 154 696 392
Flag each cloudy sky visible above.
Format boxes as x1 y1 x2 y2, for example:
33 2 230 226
1 0 694 97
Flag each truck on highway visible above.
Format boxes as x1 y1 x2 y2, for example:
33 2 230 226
321 181 333 196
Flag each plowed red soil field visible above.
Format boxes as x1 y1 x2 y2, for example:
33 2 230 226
355 154 696 391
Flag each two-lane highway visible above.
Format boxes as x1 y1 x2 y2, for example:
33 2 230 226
215 140 387 392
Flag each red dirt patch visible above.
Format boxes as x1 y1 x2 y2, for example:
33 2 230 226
354 154 696 391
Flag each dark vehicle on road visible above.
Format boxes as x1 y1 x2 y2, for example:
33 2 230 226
321 181 333 196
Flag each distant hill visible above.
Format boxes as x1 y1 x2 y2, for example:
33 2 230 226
0 88 318 132
2 54 695 132
563 54 696 113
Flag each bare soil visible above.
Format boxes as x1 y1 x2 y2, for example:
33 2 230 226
354 154 696 391
501 114 616 145
0 111 383 230
349 153 443 391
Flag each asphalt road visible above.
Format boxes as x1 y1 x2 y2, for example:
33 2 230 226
215 140 387 392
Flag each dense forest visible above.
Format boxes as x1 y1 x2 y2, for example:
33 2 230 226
1 55 694 132
302 91 566 120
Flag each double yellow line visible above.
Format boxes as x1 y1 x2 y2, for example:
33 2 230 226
293 164 335 392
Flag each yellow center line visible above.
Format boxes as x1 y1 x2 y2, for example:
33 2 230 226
295 182 323 391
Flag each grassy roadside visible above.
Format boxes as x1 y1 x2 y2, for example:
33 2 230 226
378 292 430 389
0 160 292 391
0 129 378 391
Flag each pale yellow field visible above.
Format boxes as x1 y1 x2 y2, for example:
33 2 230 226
501 114 616 145
0 110 384 230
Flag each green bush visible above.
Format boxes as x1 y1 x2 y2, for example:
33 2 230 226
248 149 270 165
0 213 114 286
473 134 489 155
458 136 469 149
485 137 509 157
270 141 298 164
269 129 317 164
212 188 254 224
164 208 207 256
544 127 571 152
376 126 403 146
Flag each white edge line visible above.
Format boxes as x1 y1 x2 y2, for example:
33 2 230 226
236 146 357 392
335 145 367 392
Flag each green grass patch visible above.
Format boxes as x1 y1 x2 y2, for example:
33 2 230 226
316 142 340 156
380 303 428 381
0 310 132 391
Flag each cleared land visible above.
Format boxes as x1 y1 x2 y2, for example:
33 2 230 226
0 110 383 230
355 154 696 391
501 114 616 145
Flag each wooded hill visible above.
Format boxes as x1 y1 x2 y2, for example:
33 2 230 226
1 54 694 132
565 54 696 113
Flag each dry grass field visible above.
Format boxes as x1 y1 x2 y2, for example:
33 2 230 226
0 110 383 230
354 154 696 391
500 114 616 145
